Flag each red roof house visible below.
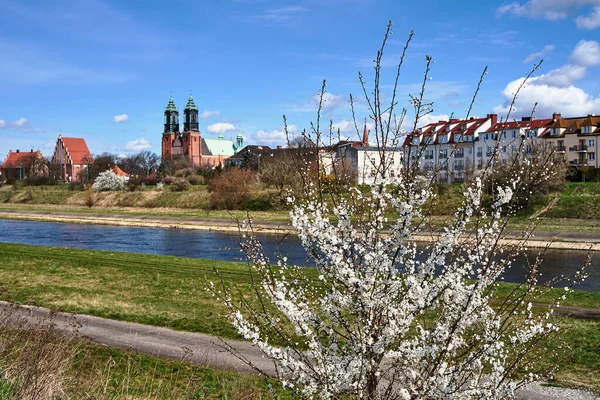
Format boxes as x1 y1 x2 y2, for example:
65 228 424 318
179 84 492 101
112 164 129 177
1 149 45 180
51 135 93 182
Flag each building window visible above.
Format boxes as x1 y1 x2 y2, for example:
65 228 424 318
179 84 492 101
512 131 517 138
588 139 594 147
477 148 483 157
588 153 595 161
583 126 591 134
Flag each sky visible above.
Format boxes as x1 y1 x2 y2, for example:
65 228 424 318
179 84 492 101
1 0 600 161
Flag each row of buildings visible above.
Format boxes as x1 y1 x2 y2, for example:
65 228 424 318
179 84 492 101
223 112 600 185
402 113 600 183
2 103 599 184
0 136 93 181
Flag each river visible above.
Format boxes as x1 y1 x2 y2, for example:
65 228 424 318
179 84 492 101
0 219 597 292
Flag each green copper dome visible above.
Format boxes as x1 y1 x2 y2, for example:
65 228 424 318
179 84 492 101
165 96 178 112
184 94 198 111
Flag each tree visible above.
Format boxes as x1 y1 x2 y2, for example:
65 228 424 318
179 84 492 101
117 151 160 178
91 170 126 191
215 22 585 399
485 141 567 212
88 152 118 183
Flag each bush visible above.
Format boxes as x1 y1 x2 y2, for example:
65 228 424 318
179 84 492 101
68 182 84 191
84 189 96 208
92 170 127 192
208 168 256 210
169 178 191 192
23 175 56 186
187 175 205 185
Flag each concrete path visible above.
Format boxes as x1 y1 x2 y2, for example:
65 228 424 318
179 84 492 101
0 301 597 399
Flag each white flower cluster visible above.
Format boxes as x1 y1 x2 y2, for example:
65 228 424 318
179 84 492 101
91 170 127 192
221 166 565 399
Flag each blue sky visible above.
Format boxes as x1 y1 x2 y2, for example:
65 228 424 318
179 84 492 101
1 0 600 161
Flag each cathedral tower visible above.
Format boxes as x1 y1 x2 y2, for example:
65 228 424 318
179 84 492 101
162 96 180 163
182 94 202 166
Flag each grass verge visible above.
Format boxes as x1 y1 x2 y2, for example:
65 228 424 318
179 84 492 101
0 243 598 392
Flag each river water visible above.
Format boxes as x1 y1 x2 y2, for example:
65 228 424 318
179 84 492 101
0 219 597 292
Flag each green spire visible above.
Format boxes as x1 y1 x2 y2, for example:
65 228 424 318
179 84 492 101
184 94 198 111
165 95 178 112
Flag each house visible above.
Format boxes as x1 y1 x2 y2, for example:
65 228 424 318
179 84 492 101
112 164 129 180
543 114 600 168
404 114 497 183
1 149 46 180
331 123 403 185
479 116 553 166
161 95 243 168
51 135 93 182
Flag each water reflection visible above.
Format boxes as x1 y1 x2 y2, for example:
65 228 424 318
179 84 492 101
0 219 596 292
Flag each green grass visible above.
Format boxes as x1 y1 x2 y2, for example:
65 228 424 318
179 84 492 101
0 243 598 392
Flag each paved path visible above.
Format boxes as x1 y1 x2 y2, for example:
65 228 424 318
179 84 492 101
0 301 597 399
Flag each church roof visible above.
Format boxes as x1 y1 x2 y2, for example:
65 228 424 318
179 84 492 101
202 137 236 156
61 137 92 165
184 94 198 111
165 96 178 112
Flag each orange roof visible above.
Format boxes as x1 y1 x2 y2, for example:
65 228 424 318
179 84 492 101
112 165 128 177
61 137 92 165
3 150 41 168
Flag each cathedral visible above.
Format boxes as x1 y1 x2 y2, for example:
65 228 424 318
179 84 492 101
161 94 243 168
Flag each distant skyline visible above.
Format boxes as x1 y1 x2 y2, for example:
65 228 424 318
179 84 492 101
1 0 600 160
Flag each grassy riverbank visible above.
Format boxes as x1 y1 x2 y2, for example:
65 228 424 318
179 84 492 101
4 182 600 235
0 320 277 399
0 243 599 391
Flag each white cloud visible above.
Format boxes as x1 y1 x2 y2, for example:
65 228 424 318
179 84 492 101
494 39 600 117
535 64 587 87
125 137 152 151
207 122 236 134
498 0 600 29
523 44 555 63
13 117 28 127
291 92 345 113
254 129 287 146
0 117 35 131
576 5 600 28
493 78 600 117
252 124 299 146
199 110 220 120
113 114 129 123
569 39 600 66
245 6 308 25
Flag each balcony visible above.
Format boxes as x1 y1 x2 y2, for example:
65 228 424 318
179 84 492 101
569 145 588 152
424 154 434 160
555 145 566 153
454 152 465 159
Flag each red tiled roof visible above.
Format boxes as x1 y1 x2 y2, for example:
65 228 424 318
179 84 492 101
61 137 92 165
112 165 128 177
3 150 41 168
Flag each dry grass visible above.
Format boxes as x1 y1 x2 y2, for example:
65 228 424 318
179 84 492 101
0 303 283 399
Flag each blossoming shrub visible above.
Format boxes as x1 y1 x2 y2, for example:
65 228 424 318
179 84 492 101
91 170 126 192
215 22 584 399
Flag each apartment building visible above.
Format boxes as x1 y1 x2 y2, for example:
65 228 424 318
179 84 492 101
404 112 600 182
403 114 497 183
543 114 600 168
